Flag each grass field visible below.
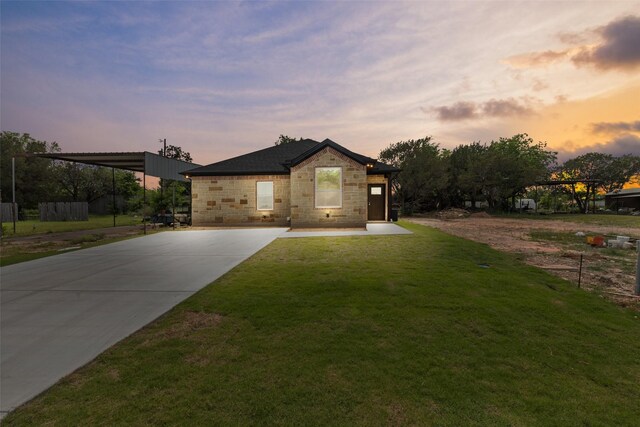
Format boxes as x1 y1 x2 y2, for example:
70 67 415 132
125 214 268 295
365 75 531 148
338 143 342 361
1 214 140 237
5 222 640 425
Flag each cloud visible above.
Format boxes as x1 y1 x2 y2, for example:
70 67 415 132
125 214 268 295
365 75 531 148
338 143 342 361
591 120 640 134
557 30 591 45
531 78 549 92
430 98 534 121
572 15 640 70
505 50 569 68
506 15 640 71
430 101 477 121
482 98 533 117
557 134 640 161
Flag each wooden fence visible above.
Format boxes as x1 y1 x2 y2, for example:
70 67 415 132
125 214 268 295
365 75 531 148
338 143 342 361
39 202 89 221
1 203 18 222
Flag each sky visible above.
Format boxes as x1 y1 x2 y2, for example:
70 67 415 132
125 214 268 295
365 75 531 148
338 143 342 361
1 0 639 167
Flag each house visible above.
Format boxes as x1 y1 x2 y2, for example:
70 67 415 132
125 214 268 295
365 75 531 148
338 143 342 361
181 138 399 228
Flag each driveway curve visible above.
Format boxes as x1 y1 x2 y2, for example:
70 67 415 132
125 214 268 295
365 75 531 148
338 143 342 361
0 228 287 415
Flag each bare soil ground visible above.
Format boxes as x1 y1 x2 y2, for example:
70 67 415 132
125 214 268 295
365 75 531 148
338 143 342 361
406 214 640 310
0 225 145 258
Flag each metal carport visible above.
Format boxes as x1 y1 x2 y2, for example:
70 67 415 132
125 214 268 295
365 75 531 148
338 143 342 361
30 151 200 233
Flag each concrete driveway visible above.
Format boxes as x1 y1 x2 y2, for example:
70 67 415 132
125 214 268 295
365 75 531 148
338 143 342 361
0 228 287 415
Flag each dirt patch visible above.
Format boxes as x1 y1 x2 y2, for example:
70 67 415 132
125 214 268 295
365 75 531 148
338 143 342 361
0 225 144 257
406 216 640 309
435 208 470 220
161 311 224 340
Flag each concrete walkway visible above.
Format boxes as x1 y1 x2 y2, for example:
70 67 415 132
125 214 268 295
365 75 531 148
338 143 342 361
0 228 287 415
0 223 410 416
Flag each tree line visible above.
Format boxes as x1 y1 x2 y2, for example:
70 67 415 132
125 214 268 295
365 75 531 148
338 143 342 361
3 130 638 216
378 134 640 213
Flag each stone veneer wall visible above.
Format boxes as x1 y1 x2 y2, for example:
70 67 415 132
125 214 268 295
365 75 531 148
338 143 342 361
290 147 367 228
366 174 389 221
191 175 290 226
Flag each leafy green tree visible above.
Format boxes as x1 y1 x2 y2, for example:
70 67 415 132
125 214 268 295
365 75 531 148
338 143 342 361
53 163 141 212
159 144 193 163
0 131 60 209
150 181 188 214
380 134 555 213
379 137 449 212
448 142 488 208
599 154 640 192
482 134 556 210
560 152 640 212
274 135 301 145
157 144 193 211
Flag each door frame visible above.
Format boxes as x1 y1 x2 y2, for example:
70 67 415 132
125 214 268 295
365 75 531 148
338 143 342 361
367 183 386 221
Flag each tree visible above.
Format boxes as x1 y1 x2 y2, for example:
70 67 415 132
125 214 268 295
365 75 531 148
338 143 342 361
0 131 60 209
482 134 556 210
159 144 193 163
599 154 640 192
156 143 193 212
53 163 141 212
448 142 488 208
560 152 640 213
379 134 555 213
274 135 301 145
379 137 449 212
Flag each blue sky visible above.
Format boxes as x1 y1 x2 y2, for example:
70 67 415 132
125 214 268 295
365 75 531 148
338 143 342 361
2 1 639 165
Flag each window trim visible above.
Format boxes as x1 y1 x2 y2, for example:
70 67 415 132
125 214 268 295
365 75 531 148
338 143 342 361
256 181 274 211
314 167 342 208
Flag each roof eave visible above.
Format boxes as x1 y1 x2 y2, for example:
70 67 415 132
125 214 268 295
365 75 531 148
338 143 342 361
183 170 291 177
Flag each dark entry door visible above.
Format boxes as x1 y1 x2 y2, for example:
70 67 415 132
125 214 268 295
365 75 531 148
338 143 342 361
368 184 385 221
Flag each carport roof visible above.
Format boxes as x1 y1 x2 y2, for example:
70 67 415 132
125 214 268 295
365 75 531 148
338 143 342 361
34 151 200 181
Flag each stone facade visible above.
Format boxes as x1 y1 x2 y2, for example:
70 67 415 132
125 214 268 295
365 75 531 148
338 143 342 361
290 147 367 228
191 175 290 226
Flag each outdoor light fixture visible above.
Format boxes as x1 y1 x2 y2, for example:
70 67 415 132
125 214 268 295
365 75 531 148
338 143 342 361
326 212 330 218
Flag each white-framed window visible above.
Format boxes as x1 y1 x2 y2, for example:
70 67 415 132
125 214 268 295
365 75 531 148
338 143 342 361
256 181 273 210
315 167 342 208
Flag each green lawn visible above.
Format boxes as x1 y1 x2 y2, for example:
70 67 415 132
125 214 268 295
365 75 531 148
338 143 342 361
5 222 640 425
1 214 140 237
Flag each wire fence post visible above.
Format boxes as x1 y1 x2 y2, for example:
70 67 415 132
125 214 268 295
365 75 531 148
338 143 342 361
635 241 640 296
578 254 583 288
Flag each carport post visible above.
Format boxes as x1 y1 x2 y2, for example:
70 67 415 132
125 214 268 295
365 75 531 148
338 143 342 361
143 171 147 235
172 182 176 230
12 157 16 234
112 167 116 227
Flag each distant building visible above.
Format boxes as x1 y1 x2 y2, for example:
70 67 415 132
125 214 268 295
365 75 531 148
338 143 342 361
605 188 640 211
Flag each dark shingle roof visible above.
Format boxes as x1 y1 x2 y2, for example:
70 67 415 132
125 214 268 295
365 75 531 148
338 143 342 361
182 138 399 176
